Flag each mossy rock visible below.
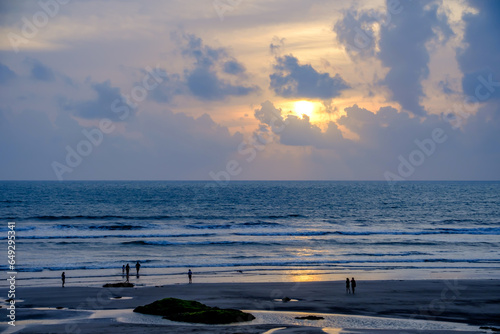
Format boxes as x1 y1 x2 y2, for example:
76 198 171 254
133 297 255 324
103 282 134 288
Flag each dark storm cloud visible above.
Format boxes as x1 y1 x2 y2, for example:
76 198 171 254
269 55 349 99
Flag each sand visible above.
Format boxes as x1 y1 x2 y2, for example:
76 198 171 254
1 279 498 333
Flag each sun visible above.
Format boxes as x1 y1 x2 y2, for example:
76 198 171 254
294 101 315 118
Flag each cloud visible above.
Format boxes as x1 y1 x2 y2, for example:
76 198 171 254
377 0 452 116
223 60 246 75
65 80 136 121
180 33 259 101
334 1 452 116
253 100 500 180
137 67 183 104
334 9 377 58
0 62 16 84
269 36 285 54
186 67 255 100
457 0 500 100
25 58 56 82
269 54 350 99
0 106 243 180
254 101 345 149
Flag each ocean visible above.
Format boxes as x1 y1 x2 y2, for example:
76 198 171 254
1 181 499 287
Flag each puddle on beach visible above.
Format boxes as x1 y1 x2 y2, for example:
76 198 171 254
246 310 478 332
8 307 479 333
262 328 343 334
87 308 478 332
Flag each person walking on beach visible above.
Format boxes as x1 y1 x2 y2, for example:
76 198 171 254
346 278 351 294
61 272 66 288
351 277 356 294
125 263 130 282
135 261 141 277
188 269 192 284
122 265 125 275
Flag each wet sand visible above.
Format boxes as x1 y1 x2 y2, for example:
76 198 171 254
1 279 498 333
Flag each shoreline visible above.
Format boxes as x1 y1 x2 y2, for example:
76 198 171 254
13 265 500 288
2 279 499 333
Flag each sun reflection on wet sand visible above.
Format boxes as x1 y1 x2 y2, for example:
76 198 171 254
286 269 329 283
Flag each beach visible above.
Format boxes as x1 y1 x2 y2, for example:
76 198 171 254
2 279 499 333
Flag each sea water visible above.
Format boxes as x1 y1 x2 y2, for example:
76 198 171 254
1 181 499 286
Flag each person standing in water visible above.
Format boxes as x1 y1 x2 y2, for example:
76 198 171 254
125 263 130 282
345 278 350 294
135 261 141 277
351 277 356 294
61 272 66 288
188 269 192 284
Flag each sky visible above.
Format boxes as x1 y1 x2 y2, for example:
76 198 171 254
0 0 499 181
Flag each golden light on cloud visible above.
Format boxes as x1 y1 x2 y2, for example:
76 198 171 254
294 100 315 119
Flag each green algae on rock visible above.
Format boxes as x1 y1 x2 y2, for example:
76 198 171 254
133 297 255 324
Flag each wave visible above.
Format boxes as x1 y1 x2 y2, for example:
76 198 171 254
15 233 218 240
346 252 430 257
266 214 305 219
239 221 282 227
13 213 309 222
185 221 282 229
234 227 500 237
0 226 36 232
121 240 270 246
56 224 146 231
4 258 500 273
9 227 500 241
23 214 173 221
185 224 233 229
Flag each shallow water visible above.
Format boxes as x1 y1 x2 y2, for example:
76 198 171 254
22 307 478 331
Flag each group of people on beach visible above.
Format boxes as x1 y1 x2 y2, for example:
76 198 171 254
122 261 141 281
345 277 356 294
60 265 193 287
120 263 193 284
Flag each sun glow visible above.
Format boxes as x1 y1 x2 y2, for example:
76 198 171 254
294 101 315 119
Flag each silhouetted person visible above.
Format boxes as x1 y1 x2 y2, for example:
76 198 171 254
122 265 125 275
125 263 130 282
61 272 66 288
135 261 141 277
346 278 350 294
351 277 356 294
188 269 192 284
